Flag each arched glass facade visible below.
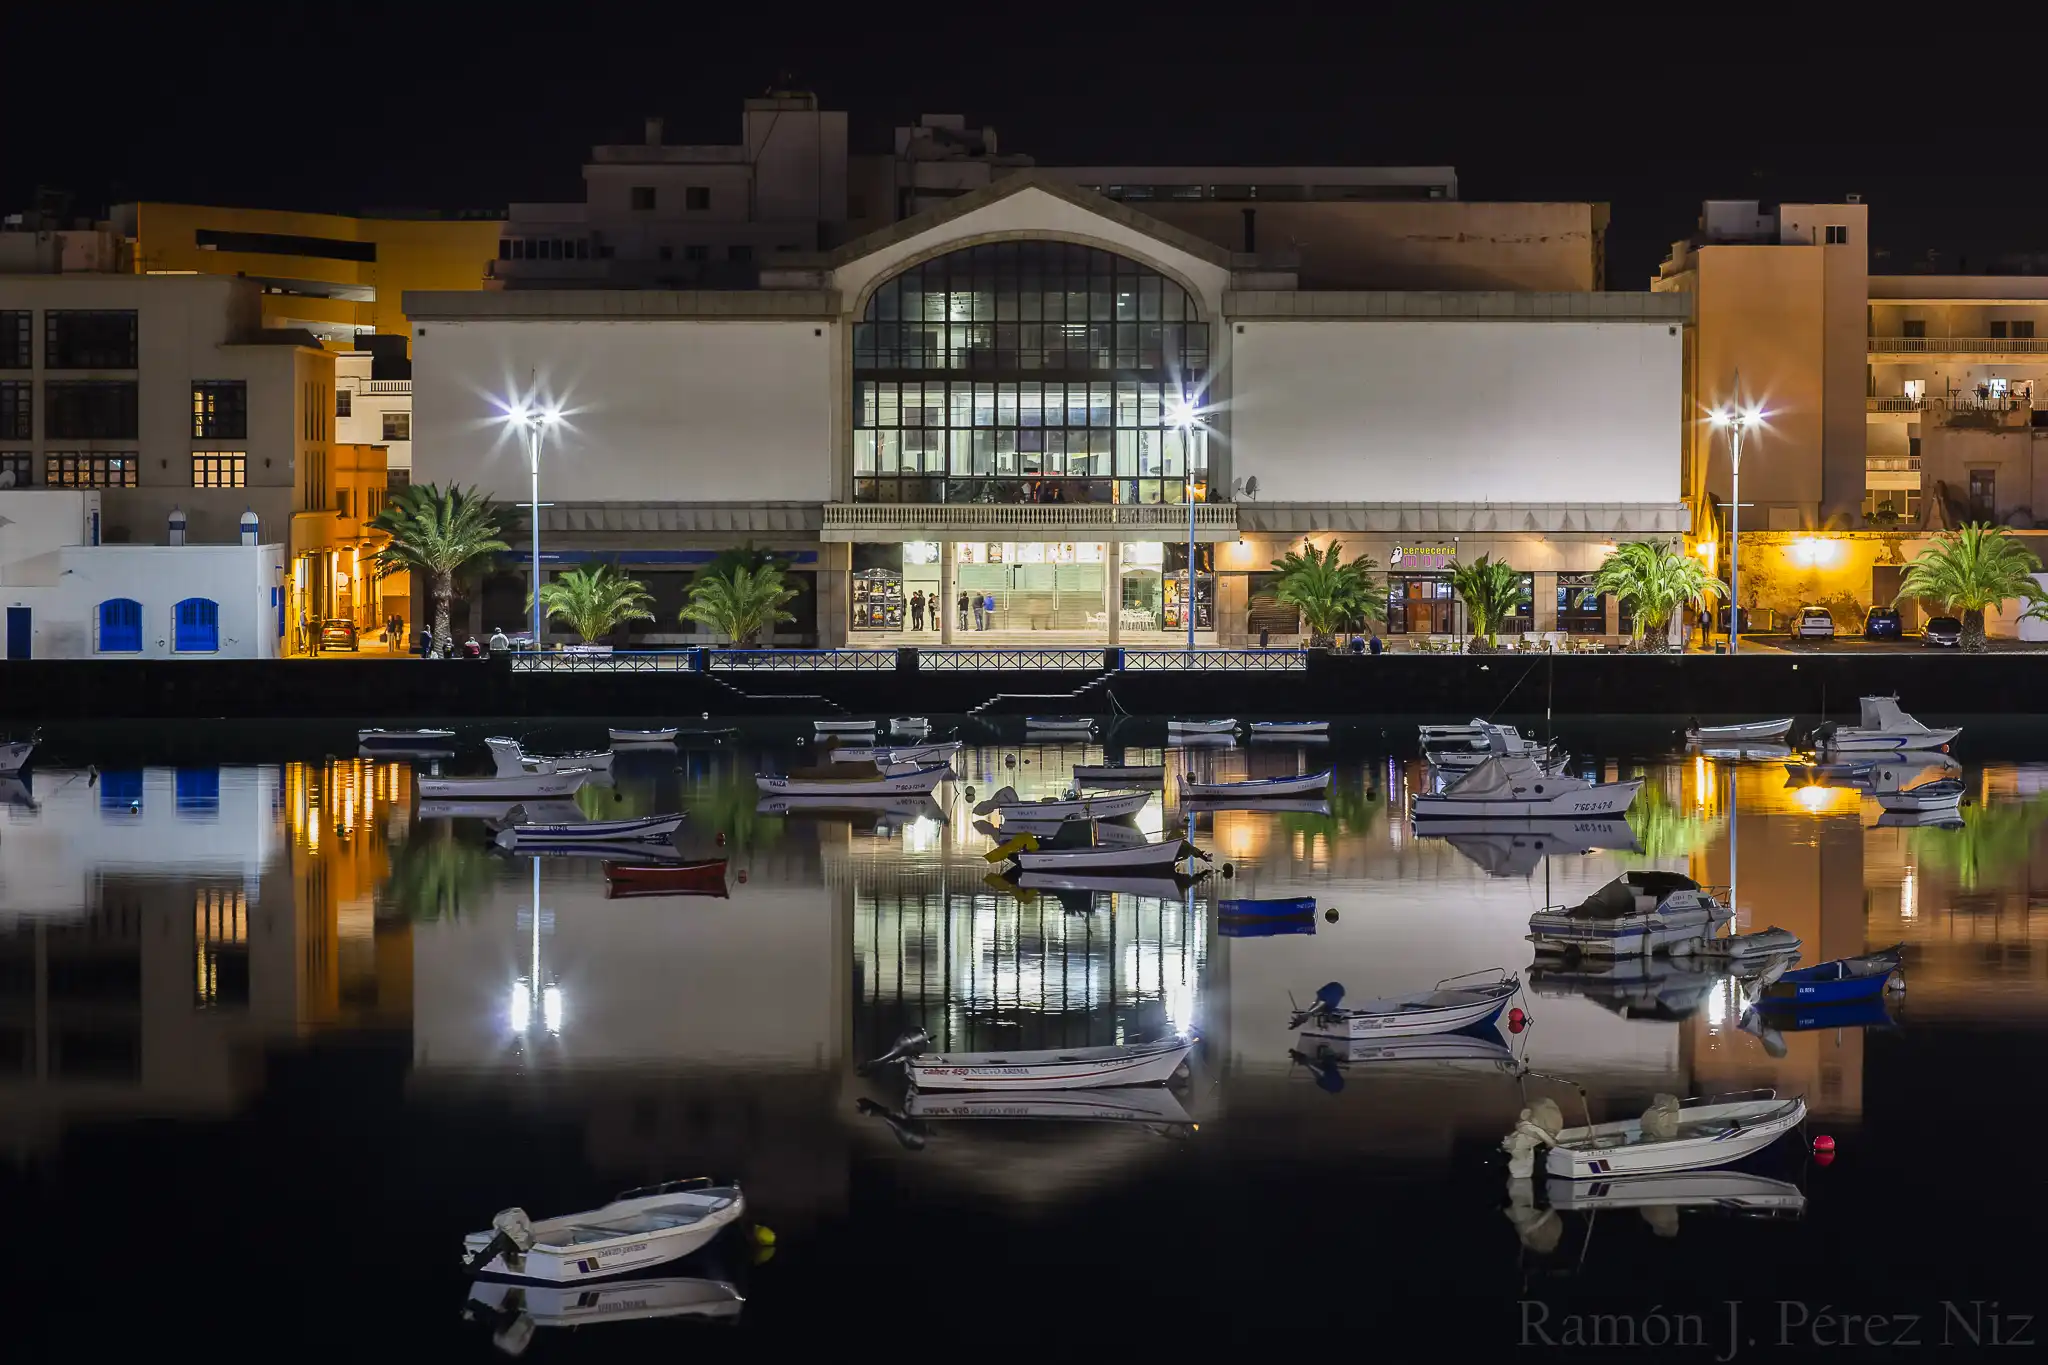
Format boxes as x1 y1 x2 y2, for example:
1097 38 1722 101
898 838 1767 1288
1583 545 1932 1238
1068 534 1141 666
852 241 1210 504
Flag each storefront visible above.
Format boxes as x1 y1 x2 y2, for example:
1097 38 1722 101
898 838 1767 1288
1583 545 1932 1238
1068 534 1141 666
1384 544 1458 636
1557 572 1625 636
845 538 1220 638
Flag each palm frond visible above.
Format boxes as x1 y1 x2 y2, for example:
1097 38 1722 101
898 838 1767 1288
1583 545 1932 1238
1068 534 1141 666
682 562 800 645
1268 541 1383 645
369 483 510 581
531 563 655 643
1592 540 1726 647
1448 554 1526 645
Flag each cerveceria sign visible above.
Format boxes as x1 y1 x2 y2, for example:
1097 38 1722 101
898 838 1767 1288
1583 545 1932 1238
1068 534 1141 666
1389 545 1457 571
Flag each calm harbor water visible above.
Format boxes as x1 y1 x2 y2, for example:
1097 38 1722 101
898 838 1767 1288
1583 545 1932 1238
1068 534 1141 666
3 718 2044 1358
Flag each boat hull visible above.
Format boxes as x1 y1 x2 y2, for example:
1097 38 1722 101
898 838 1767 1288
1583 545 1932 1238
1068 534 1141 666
602 859 729 897
1299 981 1516 1040
989 790 1151 822
1012 838 1197 874
1167 719 1238 734
1025 717 1097 733
609 728 679 743
1823 728 1960 752
499 814 682 844
900 1087 1193 1126
828 741 962 765
1528 908 1729 957
1179 769 1333 799
1413 779 1640 820
1295 1027 1513 1067
1219 896 1316 919
1250 721 1328 734
907 1037 1193 1091
462 1188 746 1285
756 763 949 795
1543 1171 1806 1213
1544 1098 1806 1179
0 740 35 774
1690 719 1794 743
465 1276 745 1328
813 720 877 733
419 772 590 800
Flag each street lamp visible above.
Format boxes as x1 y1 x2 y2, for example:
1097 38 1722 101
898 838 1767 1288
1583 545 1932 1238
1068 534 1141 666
505 403 561 652
1168 393 1204 651
1708 382 1764 655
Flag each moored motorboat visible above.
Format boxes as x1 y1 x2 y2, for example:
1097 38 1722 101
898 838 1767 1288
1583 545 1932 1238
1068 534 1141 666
1072 762 1166 785
602 858 730 898
1758 944 1903 1007
1873 776 1965 812
492 810 683 847
865 1027 1195 1091
814 718 877 733
1288 970 1519 1040
991 818 1207 875
1413 754 1639 820
609 727 680 744
461 1179 746 1284
1427 723 1561 771
1812 695 1959 752
1503 1090 1807 1179
1025 715 1098 734
1528 871 1732 957
756 760 951 796
826 740 962 765
359 727 458 752
891 716 931 733
1527 956 1727 1022
1686 717 1795 744
1250 720 1329 735
419 769 591 801
487 736 615 775
973 785 1151 822
1007 870 1203 901
1167 718 1238 735
1178 769 1332 799
1292 1026 1515 1070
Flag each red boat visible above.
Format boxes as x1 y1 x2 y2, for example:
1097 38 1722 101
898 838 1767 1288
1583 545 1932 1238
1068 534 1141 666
601 858 731 899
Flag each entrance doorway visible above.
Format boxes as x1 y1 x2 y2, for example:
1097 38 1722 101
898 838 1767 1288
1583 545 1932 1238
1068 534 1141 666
5 606 28 659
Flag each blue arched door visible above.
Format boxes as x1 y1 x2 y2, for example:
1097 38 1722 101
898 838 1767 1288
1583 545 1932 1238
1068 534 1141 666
173 598 219 653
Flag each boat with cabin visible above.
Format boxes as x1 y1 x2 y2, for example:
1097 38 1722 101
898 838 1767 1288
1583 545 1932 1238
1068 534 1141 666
1412 754 1639 820
1527 871 1732 956
1812 696 1959 752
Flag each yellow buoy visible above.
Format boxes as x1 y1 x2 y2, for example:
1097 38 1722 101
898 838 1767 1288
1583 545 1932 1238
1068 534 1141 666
752 1224 777 1246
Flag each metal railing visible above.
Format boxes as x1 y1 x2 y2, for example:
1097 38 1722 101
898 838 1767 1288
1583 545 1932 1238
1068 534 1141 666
921 649 1105 670
1123 648 1308 671
1869 335 2048 355
821 502 1239 534
510 650 692 673
1865 456 1922 471
1866 396 1925 414
360 379 412 395
707 649 897 672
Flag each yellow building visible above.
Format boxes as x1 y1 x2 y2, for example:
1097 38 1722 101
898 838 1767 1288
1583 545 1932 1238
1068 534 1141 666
288 438 404 651
111 202 501 348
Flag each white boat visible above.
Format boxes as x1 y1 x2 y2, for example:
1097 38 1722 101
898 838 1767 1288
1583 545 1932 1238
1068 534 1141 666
1420 818 1641 877
1503 1091 1807 1180
1874 807 1965 830
1413 754 1639 820
492 810 683 847
1250 721 1329 735
814 718 877 733
865 1028 1194 1091
609 727 679 743
1528 956 1729 1022
1427 722 1558 770
1185 795 1331 816
1178 769 1332 799
756 760 950 796
1292 1029 1515 1068
465 1276 744 1351
1288 970 1519 1041
1418 719 1487 744
0 739 34 774
1528 871 1732 957
1694 742 1794 763
1687 717 1795 744
1072 762 1165 784
462 1179 745 1284
486 736 615 775
1871 763 1965 812
1542 1170 1807 1216
359 727 457 751
1025 716 1098 733
826 739 962 765
418 769 590 801
1670 926 1803 960
973 785 1151 822
994 820 1206 875
1812 695 1959 753
891 716 931 733
1167 718 1238 735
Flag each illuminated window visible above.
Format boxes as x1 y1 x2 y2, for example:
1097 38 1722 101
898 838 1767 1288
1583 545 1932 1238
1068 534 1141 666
0 453 29 488
192 381 248 438
192 451 246 487
45 452 138 487
194 887 249 1008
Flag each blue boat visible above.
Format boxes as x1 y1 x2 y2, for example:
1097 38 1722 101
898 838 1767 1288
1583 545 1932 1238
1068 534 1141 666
1221 917 1315 939
1759 944 1902 1009
1219 896 1317 919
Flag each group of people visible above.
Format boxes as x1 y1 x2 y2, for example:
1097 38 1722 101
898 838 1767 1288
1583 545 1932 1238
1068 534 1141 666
906 590 1000 631
410 624 512 659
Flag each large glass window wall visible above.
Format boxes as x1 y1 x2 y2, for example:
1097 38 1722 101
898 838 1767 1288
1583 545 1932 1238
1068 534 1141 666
852 242 1210 505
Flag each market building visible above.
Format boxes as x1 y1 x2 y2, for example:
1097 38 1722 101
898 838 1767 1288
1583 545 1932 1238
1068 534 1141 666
410 173 1687 647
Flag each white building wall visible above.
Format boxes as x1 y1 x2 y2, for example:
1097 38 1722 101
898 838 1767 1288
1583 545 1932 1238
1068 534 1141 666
334 353 411 474
412 319 835 503
1228 319 1682 505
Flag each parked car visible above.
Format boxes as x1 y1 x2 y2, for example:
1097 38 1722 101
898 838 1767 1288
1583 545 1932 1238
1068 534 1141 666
1863 607 1902 639
1796 606 1836 640
319 618 359 651
1923 615 1963 648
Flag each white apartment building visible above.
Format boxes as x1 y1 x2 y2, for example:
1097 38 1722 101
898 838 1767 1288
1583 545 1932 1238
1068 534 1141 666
335 345 412 480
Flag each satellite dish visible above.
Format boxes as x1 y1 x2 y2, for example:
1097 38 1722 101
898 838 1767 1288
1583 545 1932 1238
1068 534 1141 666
1244 475 1261 501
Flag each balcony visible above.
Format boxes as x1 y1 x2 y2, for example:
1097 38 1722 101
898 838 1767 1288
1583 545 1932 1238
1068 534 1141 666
360 380 411 395
821 502 1240 542
1866 457 1921 471
1869 334 2048 357
1866 396 1926 414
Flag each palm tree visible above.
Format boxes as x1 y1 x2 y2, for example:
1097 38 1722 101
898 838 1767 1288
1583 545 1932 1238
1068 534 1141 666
531 563 655 645
1896 523 2048 651
1269 541 1383 648
681 562 799 645
379 826 497 923
1592 540 1726 651
1448 554 1525 651
369 484 509 656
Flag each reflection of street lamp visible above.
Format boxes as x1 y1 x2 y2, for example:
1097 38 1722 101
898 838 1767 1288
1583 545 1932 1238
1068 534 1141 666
503 401 562 651
1708 379 1765 655
1167 393 1204 650
510 856 563 1036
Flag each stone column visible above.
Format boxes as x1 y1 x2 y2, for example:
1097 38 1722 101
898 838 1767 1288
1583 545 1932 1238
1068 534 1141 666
1532 572 1559 634
939 541 957 645
1604 589 1622 640
1106 540 1122 644
817 542 850 648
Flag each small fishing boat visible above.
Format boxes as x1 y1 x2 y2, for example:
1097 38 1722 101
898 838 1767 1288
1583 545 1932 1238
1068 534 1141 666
756 760 950 796
359 727 457 752
1293 1026 1515 1070
1025 716 1098 734
1072 762 1166 785
1167 718 1238 735
486 736 615 775
1418 719 1487 744
1250 720 1329 735
814 718 877 733
973 785 1151 822
602 858 730 898
464 1275 745 1352
1758 945 1903 1007
1413 754 1639 820
1503 1090 1807 1180
1220 896 1316 920
891 716 931 733
1686 717 1795 744
1669 926 1803 961
1812 695 1959 753
827 740 963 766
0 739 35 775
1874 777 1965 813
462 1178 746 1284
1528 871 1732 957
1288 970 1518 1040
609 727 679 744
1179 769 1332 799
865 1028 1195 1091
419 769 591 801
991 818 1207 875
493 810 683 847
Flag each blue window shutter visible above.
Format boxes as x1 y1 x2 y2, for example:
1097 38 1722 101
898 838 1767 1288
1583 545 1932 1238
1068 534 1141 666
173 597 220 652
98 598 142 652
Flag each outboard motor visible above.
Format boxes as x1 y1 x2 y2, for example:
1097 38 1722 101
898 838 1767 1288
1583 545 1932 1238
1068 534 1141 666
861 1028 932 1071
1287 981 1346 1032
464 1207 535 1273
1289 1046 1345 1095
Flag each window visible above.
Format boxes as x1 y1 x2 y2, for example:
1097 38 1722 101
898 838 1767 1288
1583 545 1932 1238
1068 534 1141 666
366 486 385 519
45 452 139 487
381 411 410 441
0 311 28 368
684 244 708 262
191 381 248 438
44 381 138 438
387 467 410 492
1990 321 2009 339
1969 468 1996 520
1902 319 1926 339
44 311 138 368
335 389 352 418
335 489 351 518
173 598 219 653
0 380 28 438
195 227 375 262
657 245 673 261
630 186 656 211
0 453 29 488
97 598 142 653
685 186 710 211
192 451 246 487
729 244 752 263
1824 225 1849 245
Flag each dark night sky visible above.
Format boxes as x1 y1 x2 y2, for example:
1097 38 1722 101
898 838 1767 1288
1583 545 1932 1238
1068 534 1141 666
9 4 2046 287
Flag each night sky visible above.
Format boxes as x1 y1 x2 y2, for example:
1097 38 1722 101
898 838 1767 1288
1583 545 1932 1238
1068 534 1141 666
8 5 2045 287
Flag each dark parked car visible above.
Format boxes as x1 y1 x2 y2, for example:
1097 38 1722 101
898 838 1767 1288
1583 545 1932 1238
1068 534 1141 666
1864 607 1902 639
1923 615 1963 648
319 618 359 651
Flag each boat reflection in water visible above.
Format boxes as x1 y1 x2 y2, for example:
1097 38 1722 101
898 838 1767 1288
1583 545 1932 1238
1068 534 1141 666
1528 956 1732 1022
1507 1171 1806 1275
463 1274 745 1356
1416 817 1641 877
1289 1026 1517 1093
1739 997 1897 1057
856 1088 1197 1150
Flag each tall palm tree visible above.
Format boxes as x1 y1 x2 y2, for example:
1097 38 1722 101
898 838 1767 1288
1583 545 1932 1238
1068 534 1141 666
681 562 798 645
369 484 508 655
531 563 655 645
1448 554 1525 651
1896 523 2048 651
1592 540 1726 651
1269 541 1383 648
